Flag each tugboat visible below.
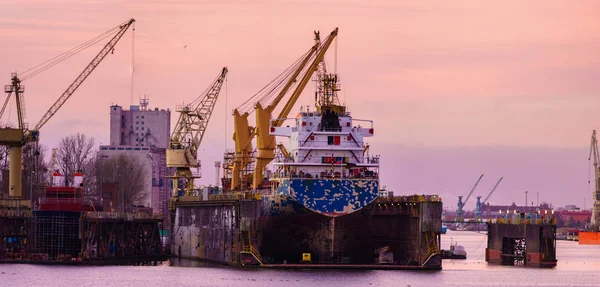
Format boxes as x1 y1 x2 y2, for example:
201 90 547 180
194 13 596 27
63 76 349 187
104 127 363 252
441 240 467 260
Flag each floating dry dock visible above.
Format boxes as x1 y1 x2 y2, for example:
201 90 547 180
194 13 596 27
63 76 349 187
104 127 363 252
172 193 443 270
486 216 557 268
1 210 167 265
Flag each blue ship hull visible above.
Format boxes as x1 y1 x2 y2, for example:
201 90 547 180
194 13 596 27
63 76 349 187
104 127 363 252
272 178 379 217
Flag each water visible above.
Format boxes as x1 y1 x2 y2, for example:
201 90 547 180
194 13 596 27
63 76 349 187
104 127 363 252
1 230 599 287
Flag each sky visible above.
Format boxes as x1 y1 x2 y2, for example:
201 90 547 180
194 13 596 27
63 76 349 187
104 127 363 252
0 0 598 210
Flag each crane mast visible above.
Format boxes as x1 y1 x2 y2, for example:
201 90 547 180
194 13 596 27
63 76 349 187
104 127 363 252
589 130 600 230
456 174 484 222
0 18 135 201
475 177 503 219
253 28 338 190
232 43 318 191
167 67 228 197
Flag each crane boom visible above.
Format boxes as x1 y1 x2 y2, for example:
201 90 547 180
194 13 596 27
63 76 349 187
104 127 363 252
589 130 600 228
273 28 338 127
253 28 338 189
482 177 503 204
169 67 228 167
463 174 484 206
32 18 135 132
167 67 228 197
0 18 135 201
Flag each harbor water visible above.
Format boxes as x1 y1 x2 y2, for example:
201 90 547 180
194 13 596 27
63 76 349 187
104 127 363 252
1 230 599 287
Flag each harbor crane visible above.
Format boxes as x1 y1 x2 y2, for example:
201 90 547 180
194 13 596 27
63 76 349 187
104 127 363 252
230 28 338 191
456 174 484 222
167 67 228 197
0 19 135 209
475 177 504 220
589 130 600 230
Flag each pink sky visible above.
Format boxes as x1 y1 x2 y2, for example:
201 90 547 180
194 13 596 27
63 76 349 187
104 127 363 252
0 1 598 209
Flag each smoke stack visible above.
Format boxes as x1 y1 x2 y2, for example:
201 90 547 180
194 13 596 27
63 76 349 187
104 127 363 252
74 171 84 188
52 171 63 187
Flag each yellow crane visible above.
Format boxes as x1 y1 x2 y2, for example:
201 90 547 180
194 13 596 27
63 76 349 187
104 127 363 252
167 67 228 197
589 130 600 230
0 19 135 208
230 28 339 191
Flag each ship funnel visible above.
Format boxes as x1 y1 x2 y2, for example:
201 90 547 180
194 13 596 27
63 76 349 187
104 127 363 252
52 170 63 187
74 171 84 187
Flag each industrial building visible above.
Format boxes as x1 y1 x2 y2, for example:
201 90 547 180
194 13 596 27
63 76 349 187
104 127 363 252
99 98 171 215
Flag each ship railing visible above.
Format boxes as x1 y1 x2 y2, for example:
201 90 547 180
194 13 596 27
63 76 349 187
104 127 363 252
83 211 161 220
241 244 263 263
38 198 86 205
269 171 379 180
492 217 556 225
377 194 442 203
177 192 262 202
363 156 380 164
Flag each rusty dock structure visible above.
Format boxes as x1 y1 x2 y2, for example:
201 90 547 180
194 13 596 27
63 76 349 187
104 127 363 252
486 215 557 268
1 209 167 265
171 193 443 270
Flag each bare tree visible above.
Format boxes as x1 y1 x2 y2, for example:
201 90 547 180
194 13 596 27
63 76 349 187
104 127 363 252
56 133 95 187
22 142 49 205
97 154 148 207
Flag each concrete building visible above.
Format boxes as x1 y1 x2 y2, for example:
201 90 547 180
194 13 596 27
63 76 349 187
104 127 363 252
109 98 171 148
101 98 171 215
98 145 169 215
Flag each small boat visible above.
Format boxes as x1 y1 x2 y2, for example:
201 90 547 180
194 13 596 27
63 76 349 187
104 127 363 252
441 242 467 260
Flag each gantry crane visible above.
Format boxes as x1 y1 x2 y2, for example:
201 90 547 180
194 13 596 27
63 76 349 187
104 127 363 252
475 177 503 220
589 130 600 230
0 19 135 207
456 174 484 222
230 28 339 191
167 67 228 197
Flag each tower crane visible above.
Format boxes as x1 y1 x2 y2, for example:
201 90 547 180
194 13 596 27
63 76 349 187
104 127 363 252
456 174 484 222
475 177 503 219
167 67 228 197
589 130 600 231
230 28 338 191
0 19 135 207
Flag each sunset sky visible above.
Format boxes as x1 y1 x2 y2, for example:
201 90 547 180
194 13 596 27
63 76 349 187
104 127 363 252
0 0 598 210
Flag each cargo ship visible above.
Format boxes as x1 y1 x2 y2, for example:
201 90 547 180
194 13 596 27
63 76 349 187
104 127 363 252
171 29 443 270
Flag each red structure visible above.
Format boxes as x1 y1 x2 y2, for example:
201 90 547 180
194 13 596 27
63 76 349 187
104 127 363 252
38 172 97 212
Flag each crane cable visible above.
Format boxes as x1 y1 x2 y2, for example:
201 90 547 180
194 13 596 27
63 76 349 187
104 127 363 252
238 32 336 115
235 48 312 114
18 20 129 81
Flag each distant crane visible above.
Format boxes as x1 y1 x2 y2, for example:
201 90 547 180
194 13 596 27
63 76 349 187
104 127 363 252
167 67 228 198
589 130 600 230
0 19 135 207
475 177 504 220
456 174 484 222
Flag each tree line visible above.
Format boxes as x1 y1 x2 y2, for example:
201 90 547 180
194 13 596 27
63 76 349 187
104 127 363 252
0 132 148 208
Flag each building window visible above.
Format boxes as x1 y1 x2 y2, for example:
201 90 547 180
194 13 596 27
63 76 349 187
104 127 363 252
142 116 144 119
136 127 139 130
142 127 144 130
136 121 139 124
136 116 139 119
142 121 144 125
